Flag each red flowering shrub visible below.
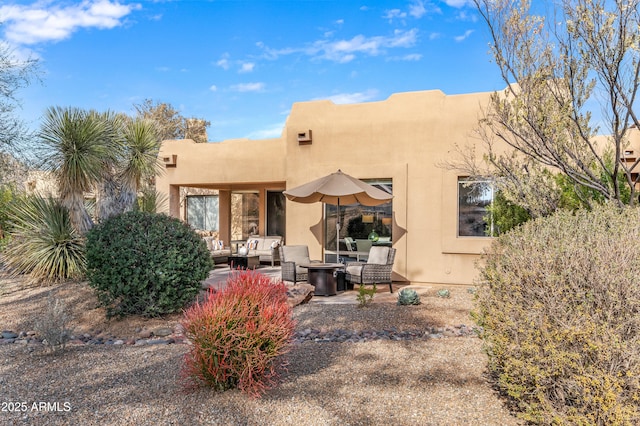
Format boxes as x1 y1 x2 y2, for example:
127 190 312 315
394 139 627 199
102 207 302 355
181 270 295 397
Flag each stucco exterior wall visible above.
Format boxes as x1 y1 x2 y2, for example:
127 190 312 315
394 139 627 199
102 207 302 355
282 90 493 284
157 89 498 285
157 137 286 187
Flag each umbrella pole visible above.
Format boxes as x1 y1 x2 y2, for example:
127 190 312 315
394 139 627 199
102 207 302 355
336 199 340 263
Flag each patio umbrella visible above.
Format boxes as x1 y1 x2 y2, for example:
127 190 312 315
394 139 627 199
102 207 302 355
284 169 393 263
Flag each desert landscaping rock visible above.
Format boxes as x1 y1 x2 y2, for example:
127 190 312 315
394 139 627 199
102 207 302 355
0 273 521 425
0 324 478 347
1 330 18 339
153 327 173 337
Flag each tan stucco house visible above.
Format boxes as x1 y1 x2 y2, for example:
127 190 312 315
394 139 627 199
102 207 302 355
156 89 505 285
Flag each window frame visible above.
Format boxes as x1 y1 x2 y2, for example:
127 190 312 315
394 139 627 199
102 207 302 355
457 177 494 237
186 194 219 231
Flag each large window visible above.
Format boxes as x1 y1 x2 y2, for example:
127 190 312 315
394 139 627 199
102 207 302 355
186 195 219 231
266 191 286 238
231 192 260 240
324 179 393 256
458 178 494 237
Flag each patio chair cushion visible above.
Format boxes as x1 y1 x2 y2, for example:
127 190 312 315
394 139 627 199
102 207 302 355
367 246 390 264
203 237 225 251
202 236 214 251
345 264 363 276
282 245 310 265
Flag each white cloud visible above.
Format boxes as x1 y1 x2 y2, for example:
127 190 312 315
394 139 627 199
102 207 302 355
408 0 427 18
239 62 255 73
0 1 140 45
454 29 474 42
400 53 422 61
230 82 265 92
383 9 407 22
429 32 442 40
456 11 478 22
445 0 471 7
317 89 379 104
310 29 418 63
209 85 218 92
216 54 230 70
386 52 422 62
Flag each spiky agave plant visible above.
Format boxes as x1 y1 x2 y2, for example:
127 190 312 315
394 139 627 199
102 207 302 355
397 288 421 305
3 196 85 285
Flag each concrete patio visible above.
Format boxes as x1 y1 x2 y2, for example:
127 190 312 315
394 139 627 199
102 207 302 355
201 264 426 305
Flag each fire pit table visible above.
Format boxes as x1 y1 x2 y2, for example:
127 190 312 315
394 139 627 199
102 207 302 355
228 255 260 270
299 263 344 296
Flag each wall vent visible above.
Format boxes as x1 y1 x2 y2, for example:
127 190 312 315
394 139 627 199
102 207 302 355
297 130 312 144
162 154 177 168
622 150 636 162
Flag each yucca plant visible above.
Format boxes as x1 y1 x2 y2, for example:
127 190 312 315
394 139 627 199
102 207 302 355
38 107 121 235
3 196 85 285
118 117 163 212
136 187 168 213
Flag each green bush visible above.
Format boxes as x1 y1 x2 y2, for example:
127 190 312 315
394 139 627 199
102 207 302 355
85 211 213 318
181 270 295 396
4 196 85 284
474 204 640 424
0 183 19 247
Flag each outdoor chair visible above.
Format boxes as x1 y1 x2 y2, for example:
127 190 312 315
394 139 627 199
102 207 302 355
345 246 396 293
344 237 357 251
279 245 317 284
343 236 369 261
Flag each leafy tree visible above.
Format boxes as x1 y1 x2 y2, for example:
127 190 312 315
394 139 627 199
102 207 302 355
0 183 20 245
471 0 640 209
133 99 210 143
485 191 531 235
0 40 39 153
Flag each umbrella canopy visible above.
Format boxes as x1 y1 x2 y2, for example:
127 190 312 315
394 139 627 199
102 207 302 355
284 170 392 206
284 170 393 262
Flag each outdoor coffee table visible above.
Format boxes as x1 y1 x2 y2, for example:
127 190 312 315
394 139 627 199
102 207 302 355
299 263 344 296
228 255 260 269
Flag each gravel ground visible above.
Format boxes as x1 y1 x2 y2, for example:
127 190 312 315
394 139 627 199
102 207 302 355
0 303 522 426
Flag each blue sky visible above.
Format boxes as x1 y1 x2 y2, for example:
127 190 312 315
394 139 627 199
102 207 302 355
1 0 505 142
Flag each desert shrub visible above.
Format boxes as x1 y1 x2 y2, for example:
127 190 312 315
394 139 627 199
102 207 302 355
85 211 213 318
356 283 376 307
397 288 420 305
3 196 85 284
181 270 295 397
474 204 640 425
0 183 20 247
